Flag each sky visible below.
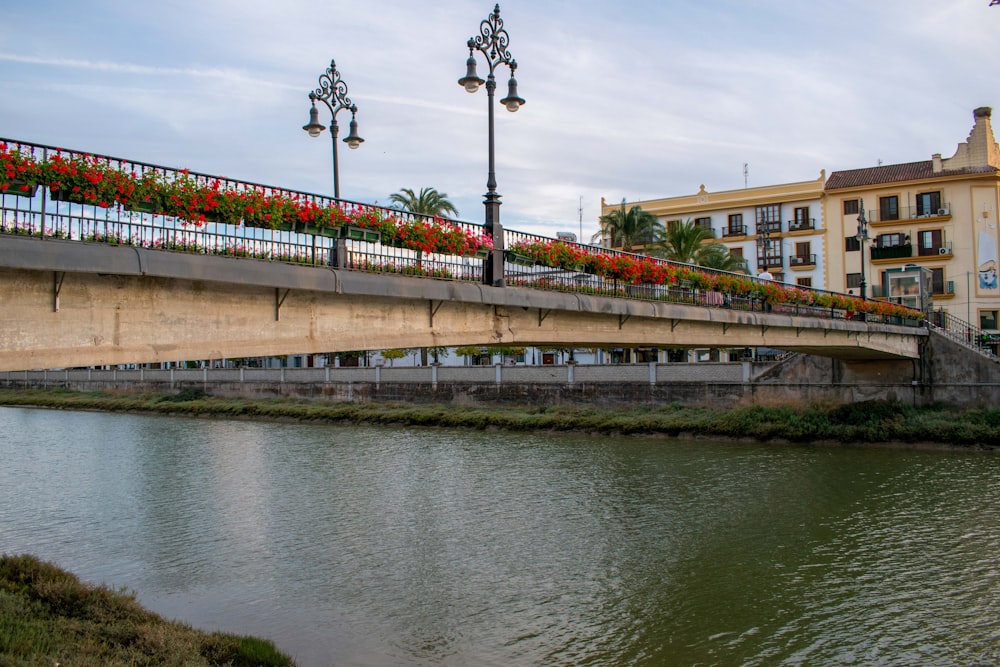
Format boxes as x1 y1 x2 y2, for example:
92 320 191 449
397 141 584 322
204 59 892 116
1 1 998 241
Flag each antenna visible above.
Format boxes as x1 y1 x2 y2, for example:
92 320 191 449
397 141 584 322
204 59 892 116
743 162 749 188
578 195 583 241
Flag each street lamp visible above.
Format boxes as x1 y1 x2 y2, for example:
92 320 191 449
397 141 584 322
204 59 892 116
856 199 869 299
459 3 525 286
302 59 364 199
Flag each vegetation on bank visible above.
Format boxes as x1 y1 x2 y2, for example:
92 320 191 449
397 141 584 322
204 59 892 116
1 388 999 448
0 553 294 667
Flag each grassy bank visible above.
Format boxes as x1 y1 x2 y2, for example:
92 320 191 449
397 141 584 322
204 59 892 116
0 553 294 667
1 388 999 448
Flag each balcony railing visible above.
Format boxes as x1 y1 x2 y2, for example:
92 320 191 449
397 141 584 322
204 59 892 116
866 204 951 224
787 218 815 232
758 254 784 269
870 244 913 260
723 225 747 238
788 253 816 267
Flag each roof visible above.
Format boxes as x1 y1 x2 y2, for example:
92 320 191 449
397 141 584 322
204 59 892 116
825 160 997 191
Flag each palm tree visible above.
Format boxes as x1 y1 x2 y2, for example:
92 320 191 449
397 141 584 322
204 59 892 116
650 218 747 272
592 199 659 253
388 187 459 218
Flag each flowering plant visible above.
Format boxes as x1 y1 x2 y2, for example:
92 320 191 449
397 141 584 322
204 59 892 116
0 143 42 194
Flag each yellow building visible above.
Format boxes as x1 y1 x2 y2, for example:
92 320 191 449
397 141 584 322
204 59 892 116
825 107 1000 331
602 107 1000 332
600 178 828 287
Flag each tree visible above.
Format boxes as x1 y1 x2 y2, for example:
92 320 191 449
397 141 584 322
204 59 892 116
650 218 747 272
388 187 459 218
592 199 659 252
379 348 409 366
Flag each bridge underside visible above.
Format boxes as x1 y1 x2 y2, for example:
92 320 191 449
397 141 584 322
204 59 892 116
0 236 924 371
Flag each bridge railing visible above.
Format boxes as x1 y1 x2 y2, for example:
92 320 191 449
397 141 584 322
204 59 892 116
1 136 922 327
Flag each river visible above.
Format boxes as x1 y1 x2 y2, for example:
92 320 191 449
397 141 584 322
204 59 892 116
1 406 998 666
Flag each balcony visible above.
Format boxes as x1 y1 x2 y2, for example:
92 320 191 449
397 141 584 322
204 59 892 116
788 253 816 269
723 225 747 238
867 203 951 225
758 254 783 269
870 243 913 261
787 218 815 232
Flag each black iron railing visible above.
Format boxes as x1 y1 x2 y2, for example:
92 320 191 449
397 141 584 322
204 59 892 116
1 136 924 328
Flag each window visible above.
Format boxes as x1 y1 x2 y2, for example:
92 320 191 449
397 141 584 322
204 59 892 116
755 204 780 223
791 241 813 266
796 277 812 287
843 199 859 215
918 229 943 256
930 268 945 294
981 310 998 330
879 195 899 221
791 207 811 230
694 217 713 235
728 213 743 229
916 191 942 217
845 236 861 252
729 247 744 260
875 233 907 248
847 273 862 289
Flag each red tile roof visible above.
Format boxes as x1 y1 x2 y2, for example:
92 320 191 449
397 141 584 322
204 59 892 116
825 160 997 190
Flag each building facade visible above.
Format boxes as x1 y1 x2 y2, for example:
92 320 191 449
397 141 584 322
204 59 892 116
602 107 1000 334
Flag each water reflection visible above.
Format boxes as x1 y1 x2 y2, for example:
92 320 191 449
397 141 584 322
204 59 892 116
1 407 998 666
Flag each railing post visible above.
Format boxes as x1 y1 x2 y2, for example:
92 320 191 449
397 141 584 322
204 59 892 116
649 361 656 386
567 362 575 386
495 362 502 386
432 363 438 389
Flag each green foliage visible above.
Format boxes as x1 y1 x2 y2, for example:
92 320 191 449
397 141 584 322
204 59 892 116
593 199 659 252
388 187 459 218
826 400 912 426
0 554 294 666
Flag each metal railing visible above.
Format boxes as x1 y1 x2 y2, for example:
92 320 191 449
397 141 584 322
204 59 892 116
787 218 815 232
788 253 816 267
927 310 998 360
865 203 951 224
1 136 923 328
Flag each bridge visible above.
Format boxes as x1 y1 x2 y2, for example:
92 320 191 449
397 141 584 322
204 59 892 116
0 137 925 372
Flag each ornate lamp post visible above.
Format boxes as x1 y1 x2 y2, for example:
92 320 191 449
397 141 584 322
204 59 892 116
856 199 869 299
458 4 525 286
302 60 364 199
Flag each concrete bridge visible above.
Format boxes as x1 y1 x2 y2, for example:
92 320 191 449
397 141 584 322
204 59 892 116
0 234 925 372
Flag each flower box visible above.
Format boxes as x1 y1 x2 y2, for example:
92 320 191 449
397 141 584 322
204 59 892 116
505 251 535 266
133 199 161 214
48 187 82 204
272 221 299 233
1 180 38 198
340 225 380 243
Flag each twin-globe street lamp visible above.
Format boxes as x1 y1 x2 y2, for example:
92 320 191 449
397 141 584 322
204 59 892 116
302 60 364 199
856 199 869 300
458 3 525 286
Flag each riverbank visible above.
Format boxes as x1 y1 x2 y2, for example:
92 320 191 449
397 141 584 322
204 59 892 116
1 388 998 448
0 553 295 666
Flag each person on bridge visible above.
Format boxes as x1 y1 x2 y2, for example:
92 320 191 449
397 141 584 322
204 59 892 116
757 268 774 312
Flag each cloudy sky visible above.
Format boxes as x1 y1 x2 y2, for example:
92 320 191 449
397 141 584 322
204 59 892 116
1 1 996 240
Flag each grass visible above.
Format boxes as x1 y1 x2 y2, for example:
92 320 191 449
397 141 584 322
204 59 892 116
0 553 295 667
0 388 999 448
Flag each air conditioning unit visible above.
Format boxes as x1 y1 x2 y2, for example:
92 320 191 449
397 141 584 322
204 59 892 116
937 208 947 216
938 247 950 255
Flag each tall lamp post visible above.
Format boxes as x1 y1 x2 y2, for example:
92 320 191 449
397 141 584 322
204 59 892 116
302 59 364 199
856 199 869 299
458 4 525 286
